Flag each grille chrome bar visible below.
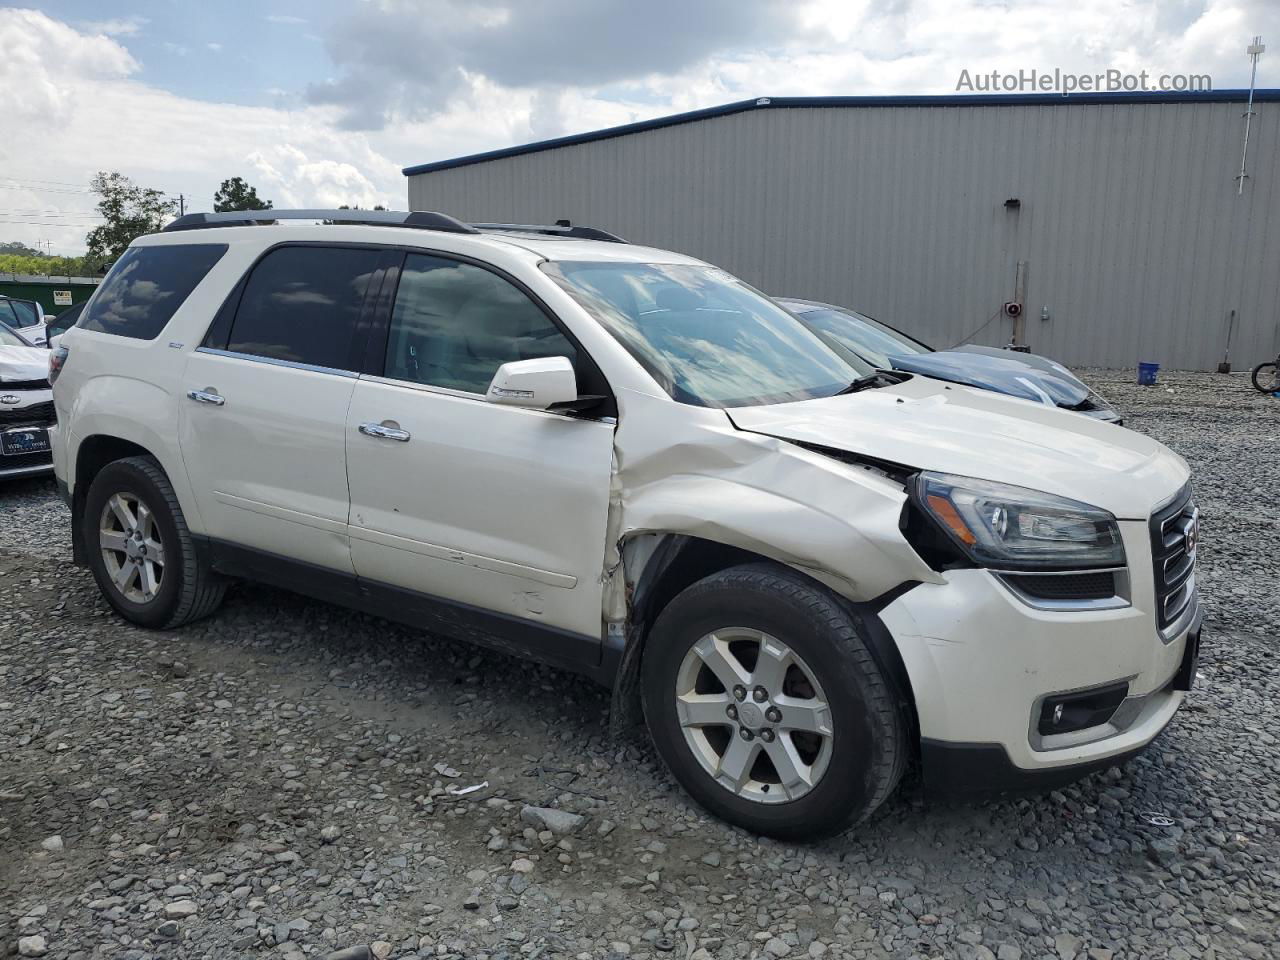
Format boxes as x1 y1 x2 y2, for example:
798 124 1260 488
1149 485 1197 637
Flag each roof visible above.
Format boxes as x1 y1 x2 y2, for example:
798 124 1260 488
478 232 705 265
136 220 703 267
403 89 1280 176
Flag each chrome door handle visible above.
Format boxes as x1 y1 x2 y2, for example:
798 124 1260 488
359 421 411 442
187 388 225 406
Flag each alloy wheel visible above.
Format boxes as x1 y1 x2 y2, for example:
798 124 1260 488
99 492 166 604
674 628 833 803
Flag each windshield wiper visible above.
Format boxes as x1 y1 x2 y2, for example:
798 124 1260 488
835 374 888 395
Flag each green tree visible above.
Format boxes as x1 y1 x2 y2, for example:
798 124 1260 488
0 246 94 277
84 172 177 264
213 176 273 213
0 241 44 257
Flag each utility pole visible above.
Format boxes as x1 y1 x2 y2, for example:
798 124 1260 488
1237 36 1265 195
178 194 186 216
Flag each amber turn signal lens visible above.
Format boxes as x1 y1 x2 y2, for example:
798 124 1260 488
926 493 977 546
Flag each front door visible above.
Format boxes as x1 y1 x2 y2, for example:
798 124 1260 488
178 244 384 573
345 252 615 667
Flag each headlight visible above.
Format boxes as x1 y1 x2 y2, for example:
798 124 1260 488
913 472 1124 569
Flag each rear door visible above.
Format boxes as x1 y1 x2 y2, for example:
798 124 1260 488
344 252 616 667
178 244 387 573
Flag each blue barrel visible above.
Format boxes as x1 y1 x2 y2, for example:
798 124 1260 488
1137 361 1160 386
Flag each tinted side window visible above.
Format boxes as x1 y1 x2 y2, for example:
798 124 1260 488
81 244 227 340
227 246 381 370
385 254 576 393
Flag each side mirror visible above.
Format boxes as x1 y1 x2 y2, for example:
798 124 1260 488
485 356 578 410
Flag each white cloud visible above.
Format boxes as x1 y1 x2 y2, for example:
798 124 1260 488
207 42 223 52
5 9 138 122
78 16 149 37
266 14 308 24
0 10 402 253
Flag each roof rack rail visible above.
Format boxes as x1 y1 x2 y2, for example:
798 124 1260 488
161 209 480 234
470 220 626 243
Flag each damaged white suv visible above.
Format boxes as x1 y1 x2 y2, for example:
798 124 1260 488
50 210 1201 838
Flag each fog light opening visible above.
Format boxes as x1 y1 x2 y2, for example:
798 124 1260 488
1038 682 1129 736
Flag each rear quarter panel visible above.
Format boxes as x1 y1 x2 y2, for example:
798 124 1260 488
56 328 207 533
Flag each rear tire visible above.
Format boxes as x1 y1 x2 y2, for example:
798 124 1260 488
641 563 908 839
83 456 226 629
1251 362 1278 394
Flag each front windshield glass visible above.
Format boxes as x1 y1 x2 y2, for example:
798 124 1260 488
543 262 869 407
796 307 930 368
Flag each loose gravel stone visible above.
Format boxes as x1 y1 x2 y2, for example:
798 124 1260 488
0 370 1277 959
163 901 198 920
16 936 48 957
519 804 586 835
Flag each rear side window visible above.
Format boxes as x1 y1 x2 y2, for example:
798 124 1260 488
80 244 227 340
6 299 40 327
226 246 382 371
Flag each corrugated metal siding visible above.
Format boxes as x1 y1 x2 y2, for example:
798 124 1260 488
409 102 1280 370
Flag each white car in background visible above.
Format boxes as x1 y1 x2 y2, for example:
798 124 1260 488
0 296 48 346
49 210 1201 838
0 319 55 479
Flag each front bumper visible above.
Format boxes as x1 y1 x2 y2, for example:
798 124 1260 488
880 520 1197 789
1 387 56 481
919 610 1200 796
0 460 54 479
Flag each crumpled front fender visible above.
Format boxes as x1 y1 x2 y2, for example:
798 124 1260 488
602 388 942 623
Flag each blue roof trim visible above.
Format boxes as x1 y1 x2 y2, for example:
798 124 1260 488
403 89 1280 176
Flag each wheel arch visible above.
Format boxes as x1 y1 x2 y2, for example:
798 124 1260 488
607 533 921 748
69 433 190 566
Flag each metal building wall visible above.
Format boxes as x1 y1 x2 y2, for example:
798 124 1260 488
408 101 1280 370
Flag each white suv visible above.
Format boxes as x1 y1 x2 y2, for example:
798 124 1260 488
50 210 1202 838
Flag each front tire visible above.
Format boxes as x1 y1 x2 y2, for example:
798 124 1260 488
641 563 908 839
83 456 226 629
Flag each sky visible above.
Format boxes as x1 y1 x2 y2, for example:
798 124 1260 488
3 0 1277 254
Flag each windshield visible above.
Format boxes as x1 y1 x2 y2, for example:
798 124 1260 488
0 322 29 347
47 301 85 336
543 262 869 407
793 306 931 368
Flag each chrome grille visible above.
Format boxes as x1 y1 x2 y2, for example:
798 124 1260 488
1149 486 1197 632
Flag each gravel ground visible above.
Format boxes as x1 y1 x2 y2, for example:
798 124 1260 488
2 370 1278 960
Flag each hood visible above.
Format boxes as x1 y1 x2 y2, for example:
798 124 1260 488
886 349 1090 407
951 343 1094 389
727 376 1186 519
0 343 50 383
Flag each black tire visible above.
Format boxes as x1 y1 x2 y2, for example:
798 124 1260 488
641 563 908 840
1251 362 1278 394
83 455 226 629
